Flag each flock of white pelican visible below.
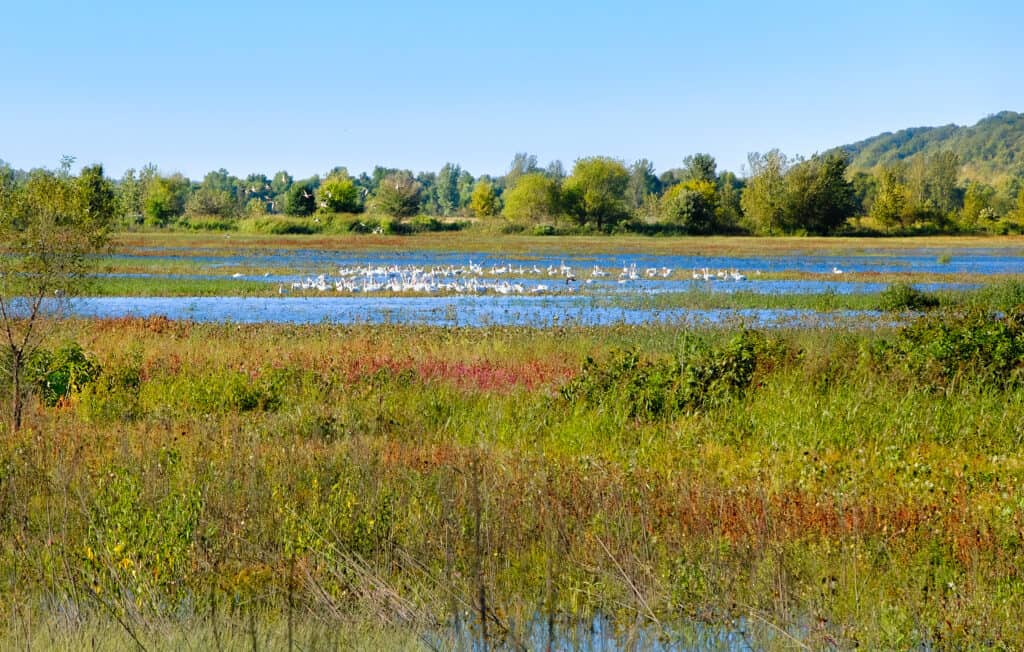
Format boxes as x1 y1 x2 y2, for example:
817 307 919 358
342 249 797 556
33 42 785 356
274 260 768 296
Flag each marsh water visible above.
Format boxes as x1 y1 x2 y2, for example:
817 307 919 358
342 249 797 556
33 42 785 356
78 245 1023 326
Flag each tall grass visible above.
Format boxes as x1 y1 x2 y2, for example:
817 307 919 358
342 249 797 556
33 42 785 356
2 315 1024 648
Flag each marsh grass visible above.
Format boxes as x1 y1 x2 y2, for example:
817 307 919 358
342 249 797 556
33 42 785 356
2 316 1024 648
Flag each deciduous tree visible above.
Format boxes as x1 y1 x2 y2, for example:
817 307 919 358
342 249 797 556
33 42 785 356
501 173 559 224
0 164 115 430
740 150 789 234
470 179 500 217
562 157 630 230
373 171 422 218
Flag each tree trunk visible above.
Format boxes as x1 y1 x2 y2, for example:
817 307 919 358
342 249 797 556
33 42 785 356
11 352 22 432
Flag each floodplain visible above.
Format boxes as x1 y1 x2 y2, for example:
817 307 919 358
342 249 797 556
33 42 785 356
4 233 1024 650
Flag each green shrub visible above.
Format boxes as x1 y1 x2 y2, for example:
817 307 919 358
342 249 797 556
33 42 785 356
27 342 102 406
176 214 237 231
970 279 1024 312
873 307 1024 390
561 329 777 419
237 216 319 235
878 283 941 312
79 351 143 422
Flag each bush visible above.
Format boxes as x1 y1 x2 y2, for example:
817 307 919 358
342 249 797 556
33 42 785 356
561 329 778 419
27 342 102 406
878 283 940 312
873 307 1024 390
175 214 237 232
79 351 143 422
970 279 1024 312
237 216 319 235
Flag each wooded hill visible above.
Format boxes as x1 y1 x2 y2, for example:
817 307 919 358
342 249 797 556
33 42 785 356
841 111 1024 184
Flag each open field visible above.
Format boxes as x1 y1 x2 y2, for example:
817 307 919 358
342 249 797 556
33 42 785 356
3 302 1024 649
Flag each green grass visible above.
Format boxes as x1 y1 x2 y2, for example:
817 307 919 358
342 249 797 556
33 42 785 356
2 312 1024 648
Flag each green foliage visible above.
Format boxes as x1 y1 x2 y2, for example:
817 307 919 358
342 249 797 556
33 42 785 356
740 150 789 234
659 180 718 234
562 157 630 230
87 465 201 604
844 111 1024 186
185 187 236 218
501 173 560 224
681 153 717 184
175 214 236 231
783 151 857 234
874 307 1024 390
561 329 776 420
435 163 462 216
79 350 143 422
469 179 500 217
283 180 317 216
142 174 189 225
27 341 102 406
238 215 318 234
148 368 289 414
318 174 362 213
870 166 910 230
372 171 422 218
625 159 661 212
877 283 941 312
0 164 117 428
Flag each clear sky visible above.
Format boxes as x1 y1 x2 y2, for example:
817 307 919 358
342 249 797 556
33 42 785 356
2 0 1022 181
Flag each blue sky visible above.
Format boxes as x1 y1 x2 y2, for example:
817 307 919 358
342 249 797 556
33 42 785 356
2 1 1022 180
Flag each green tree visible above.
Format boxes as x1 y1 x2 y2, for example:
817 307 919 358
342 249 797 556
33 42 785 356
562 157 630 230
501 173 559 224
740 150 790 234
142 173 189 226
457 170 475 210
905 151 961 224
270 170 293 195
504 153 539 188
660 179 718 233
318 174 362 213
682 153 717 184
715 171 744 231
435 163 461 216
0 164 115 429
373 171 422 218
117 169 144 224
186 169 239 217
626 159 660 212
283 180 318 216
470 179 500 217
783 152 856 234
870 166 909 231
961 181 997 230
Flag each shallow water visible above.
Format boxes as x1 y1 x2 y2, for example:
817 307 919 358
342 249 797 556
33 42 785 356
115 245 1024 277
65 295 885 328
82 245 1020 326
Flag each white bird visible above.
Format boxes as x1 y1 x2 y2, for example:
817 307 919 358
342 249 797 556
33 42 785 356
832 266 844 275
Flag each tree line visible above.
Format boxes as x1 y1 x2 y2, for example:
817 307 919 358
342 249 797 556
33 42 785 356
2 149 1023 235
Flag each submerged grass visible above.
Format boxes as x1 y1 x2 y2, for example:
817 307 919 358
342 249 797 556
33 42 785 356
2 313 1024 648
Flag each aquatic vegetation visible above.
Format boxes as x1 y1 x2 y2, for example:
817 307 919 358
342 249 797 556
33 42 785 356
877 282 941 311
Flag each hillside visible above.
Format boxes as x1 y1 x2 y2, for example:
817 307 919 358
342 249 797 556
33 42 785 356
841 111 1024 183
